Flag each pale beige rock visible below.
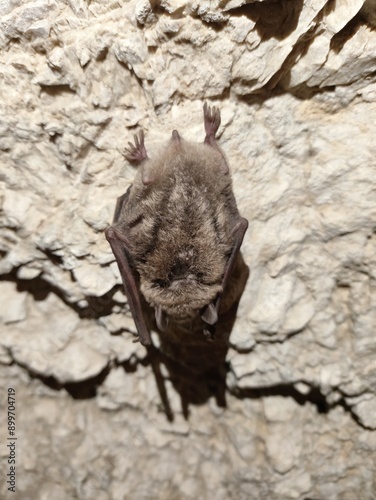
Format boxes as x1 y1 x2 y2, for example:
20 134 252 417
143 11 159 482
232 0 328 93
288 0 365 88
0 0 375 497
307 25 376 88
0 282 27 324
263 396 298 422
98 311 137 334
97 366 141 410
346 393 376 429
222 0 264 11
73 262 117 296
52 339 109 383
245 273 315 338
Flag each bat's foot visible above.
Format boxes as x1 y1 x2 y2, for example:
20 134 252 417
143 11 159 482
123 130 148 164
203 102 221 145
203 103 229 174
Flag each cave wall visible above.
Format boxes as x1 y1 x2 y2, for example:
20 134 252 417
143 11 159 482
1 1 376 498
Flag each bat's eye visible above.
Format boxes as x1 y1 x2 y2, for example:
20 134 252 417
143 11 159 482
197 272 204 280
153 279 168 288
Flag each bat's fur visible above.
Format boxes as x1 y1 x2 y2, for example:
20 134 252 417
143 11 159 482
115 139 239 321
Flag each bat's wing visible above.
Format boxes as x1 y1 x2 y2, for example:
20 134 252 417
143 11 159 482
202 217 248 338
112 187 131 222
105 188 151 346
216 217 248 314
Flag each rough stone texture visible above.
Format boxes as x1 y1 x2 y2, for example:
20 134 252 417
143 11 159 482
0 1 376 498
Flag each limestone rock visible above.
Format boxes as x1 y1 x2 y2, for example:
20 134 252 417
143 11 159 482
0 0 375 498
0 282 27 324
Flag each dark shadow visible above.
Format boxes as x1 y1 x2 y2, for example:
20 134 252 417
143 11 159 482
330 13 365 54
266 21 319 92
148 326 230 420
232 382 376 430
39 84 76 97
143 253 250 419
232 383 330 414
96 46 109 62
65 365 111 399
1 267 372 428
0 268 122 320
225 0 304 41
0 251 249 417
360 4 376 32
7 355 111 400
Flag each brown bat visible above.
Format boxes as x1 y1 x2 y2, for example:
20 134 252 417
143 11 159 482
105 103 248 346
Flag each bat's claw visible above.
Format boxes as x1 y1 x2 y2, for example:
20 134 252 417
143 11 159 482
204 102 221 141
203 326 215 341
123 130 148 164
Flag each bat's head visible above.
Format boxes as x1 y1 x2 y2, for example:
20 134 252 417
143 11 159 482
139 242 226 329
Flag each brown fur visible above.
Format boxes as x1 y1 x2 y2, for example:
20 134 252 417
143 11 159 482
106 104 248 351
114 137 240 321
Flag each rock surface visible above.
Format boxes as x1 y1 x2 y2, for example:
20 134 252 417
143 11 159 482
1 1 376 498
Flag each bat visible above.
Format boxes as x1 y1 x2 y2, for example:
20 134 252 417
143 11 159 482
105 103 248 346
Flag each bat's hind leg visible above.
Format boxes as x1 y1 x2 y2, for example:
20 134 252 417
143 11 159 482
123 130 148 164
203 103 229 174
204 102 221 147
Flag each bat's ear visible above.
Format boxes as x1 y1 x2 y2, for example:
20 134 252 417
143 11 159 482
171 130 181 142
200 302 218 325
